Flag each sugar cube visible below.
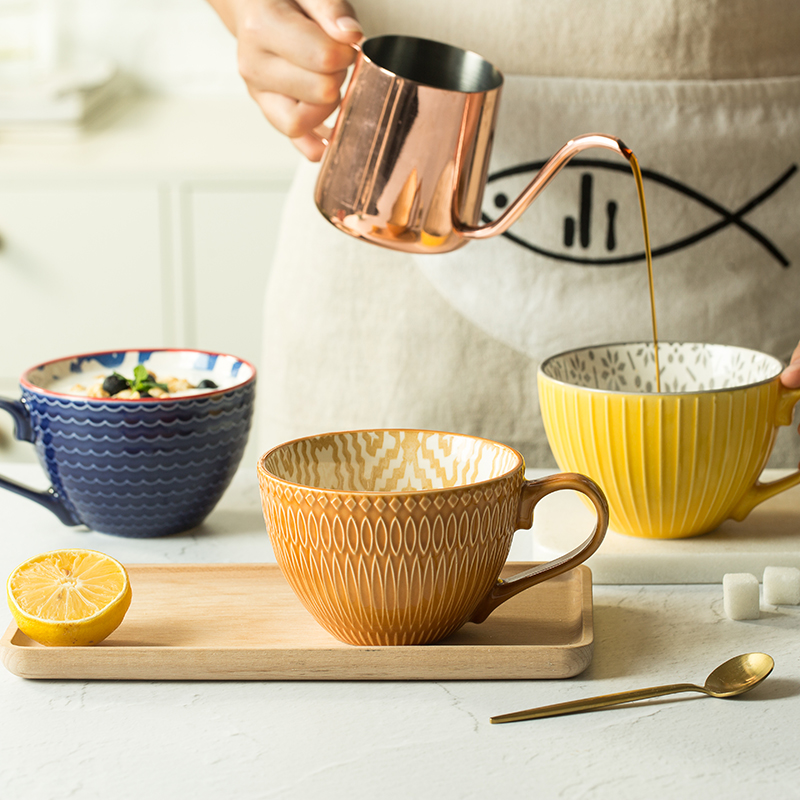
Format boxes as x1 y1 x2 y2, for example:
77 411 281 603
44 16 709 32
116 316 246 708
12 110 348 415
763 566 800 606
723 573 760 620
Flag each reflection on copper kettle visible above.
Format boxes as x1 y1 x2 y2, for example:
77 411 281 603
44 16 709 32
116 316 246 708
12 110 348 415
314 35 634 254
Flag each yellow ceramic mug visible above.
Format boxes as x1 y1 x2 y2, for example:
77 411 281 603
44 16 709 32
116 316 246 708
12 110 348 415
258 429 608 646
538 342 800 539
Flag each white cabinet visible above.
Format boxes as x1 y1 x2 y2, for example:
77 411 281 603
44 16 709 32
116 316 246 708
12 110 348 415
183 183 287 367
0 95 301 462
0 183 164 374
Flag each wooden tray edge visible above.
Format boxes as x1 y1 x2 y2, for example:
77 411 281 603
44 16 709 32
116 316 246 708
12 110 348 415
1 563 594 681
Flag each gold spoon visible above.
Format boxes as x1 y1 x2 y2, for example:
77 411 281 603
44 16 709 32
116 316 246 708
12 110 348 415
491 652 774 724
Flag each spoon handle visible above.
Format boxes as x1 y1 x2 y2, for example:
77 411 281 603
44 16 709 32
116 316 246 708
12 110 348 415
491 682 702 724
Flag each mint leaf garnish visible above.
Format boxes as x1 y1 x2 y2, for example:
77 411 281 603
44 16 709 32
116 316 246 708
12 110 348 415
131 364 168 393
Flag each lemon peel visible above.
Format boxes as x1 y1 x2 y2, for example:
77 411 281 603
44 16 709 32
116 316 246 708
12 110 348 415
7 549 132 647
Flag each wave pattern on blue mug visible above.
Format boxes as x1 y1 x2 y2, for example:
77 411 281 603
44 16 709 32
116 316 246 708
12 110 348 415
6 348 258 538
22 385 254 537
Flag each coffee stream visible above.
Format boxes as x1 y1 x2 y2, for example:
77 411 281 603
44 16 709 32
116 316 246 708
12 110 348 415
620 147 660 392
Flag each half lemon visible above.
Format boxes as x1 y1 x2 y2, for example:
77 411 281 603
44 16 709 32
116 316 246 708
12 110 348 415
7 549 132 647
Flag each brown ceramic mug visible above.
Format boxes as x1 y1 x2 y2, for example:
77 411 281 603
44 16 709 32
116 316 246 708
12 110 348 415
257 429 608 646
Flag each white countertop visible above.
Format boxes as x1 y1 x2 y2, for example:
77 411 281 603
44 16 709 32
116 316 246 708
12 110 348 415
1 461 799 799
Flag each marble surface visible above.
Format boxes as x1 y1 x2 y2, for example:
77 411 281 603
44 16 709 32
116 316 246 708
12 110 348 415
1 462 800 799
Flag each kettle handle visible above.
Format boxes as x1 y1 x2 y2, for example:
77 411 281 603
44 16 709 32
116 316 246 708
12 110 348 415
308 40 363 149
455 133 633 240
309 124 333 148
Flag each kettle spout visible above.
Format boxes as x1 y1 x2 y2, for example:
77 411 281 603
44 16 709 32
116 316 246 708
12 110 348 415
455 133 632 240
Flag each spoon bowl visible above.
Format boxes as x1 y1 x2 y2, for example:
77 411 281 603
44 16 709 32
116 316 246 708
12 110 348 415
704 652 774 697
491 652 774 724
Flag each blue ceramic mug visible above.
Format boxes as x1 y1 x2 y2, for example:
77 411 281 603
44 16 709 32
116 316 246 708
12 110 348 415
0 349 256 537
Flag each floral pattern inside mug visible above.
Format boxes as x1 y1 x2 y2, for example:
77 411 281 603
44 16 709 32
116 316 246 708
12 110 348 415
541 342 782 393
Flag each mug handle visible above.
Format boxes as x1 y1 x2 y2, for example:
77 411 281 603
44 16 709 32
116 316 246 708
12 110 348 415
0 396 81 526
469 472 608 624
730 385 800 521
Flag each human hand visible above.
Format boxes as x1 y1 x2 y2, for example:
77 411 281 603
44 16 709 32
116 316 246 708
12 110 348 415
781 340 800 389
207 0 363 160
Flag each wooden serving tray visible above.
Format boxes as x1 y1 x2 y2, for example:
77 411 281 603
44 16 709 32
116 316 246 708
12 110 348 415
1 562 593 681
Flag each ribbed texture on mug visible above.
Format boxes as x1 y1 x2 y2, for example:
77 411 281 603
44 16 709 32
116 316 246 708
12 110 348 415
538 378 778 538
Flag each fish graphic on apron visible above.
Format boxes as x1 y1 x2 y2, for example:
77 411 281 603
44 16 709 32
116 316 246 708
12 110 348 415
259 27 800 468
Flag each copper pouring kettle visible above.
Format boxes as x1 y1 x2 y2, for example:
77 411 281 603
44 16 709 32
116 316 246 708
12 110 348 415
314 35 633 254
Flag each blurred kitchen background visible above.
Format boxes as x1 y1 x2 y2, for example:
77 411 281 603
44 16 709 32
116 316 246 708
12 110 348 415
0 0 301 464
1 0 242 98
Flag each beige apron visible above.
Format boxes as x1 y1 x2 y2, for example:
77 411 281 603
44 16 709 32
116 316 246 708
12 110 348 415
259 3 800 467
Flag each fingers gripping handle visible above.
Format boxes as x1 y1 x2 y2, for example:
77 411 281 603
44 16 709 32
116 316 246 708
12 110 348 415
309 40 363 149
469 473 609 624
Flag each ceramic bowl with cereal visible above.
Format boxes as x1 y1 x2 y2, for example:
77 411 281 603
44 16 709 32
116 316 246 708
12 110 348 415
0 349 256 537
